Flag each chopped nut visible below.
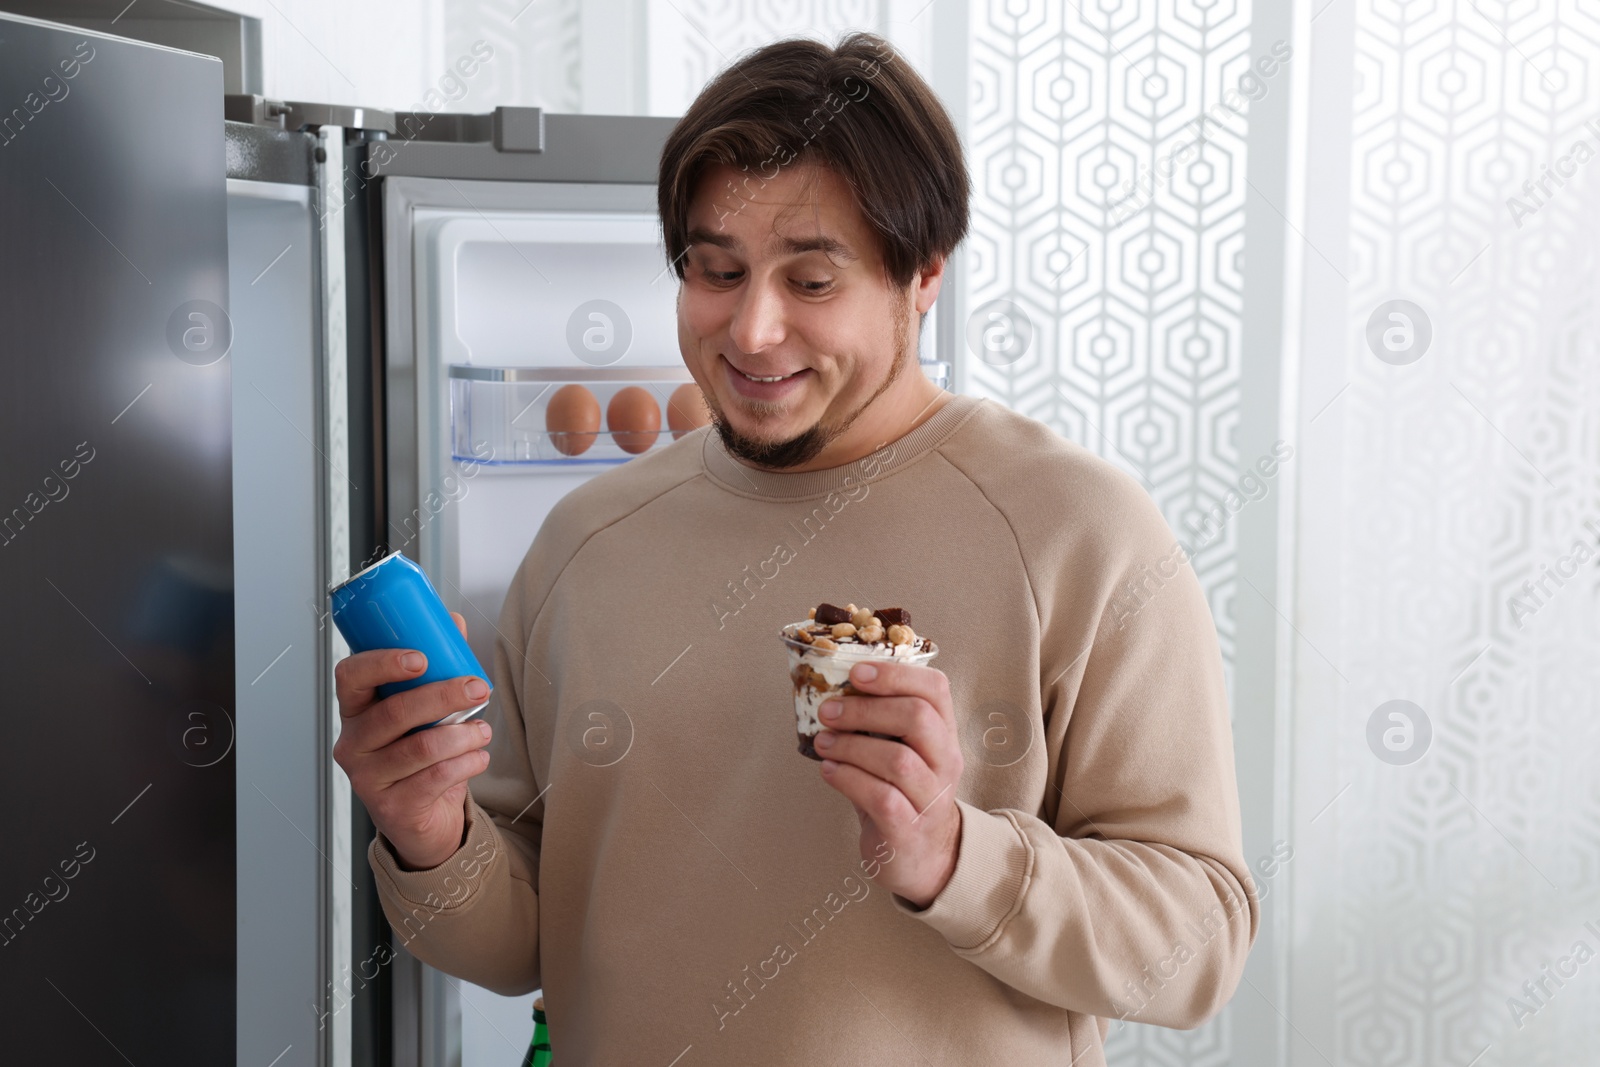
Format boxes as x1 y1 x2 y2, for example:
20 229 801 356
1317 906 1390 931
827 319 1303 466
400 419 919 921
807 607 816 619
845 603 858 614
812 636 838 651
831 622 857 639
859 625 885 644
887 624 914 646
795 628 815 644
850 607 875 629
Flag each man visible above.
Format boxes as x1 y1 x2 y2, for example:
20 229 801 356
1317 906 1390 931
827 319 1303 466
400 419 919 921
333 32 1257 1065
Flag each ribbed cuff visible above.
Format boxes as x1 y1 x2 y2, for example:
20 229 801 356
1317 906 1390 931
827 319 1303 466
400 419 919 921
893 801 1033 952
368 792 502 911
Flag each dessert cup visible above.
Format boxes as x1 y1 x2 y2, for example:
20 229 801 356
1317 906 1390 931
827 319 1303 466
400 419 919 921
780 625 938 760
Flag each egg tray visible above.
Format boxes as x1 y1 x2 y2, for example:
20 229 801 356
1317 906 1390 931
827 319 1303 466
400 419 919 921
448 365 707 468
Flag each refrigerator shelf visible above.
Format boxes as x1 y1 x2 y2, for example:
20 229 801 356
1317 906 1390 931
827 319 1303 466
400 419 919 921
449 363 706 470
449 365 695 383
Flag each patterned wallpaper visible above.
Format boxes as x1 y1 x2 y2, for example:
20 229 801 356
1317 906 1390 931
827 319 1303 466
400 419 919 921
643 0 886 115
961 2 1257 1063
441 0 582 112
1315 1 1600 1064
963 0 1263 700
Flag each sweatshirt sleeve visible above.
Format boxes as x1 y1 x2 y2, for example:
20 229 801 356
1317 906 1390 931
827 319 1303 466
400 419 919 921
365 557 550 997
894 463 1259 1029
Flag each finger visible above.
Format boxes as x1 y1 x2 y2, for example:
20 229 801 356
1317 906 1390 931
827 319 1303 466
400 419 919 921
368 719 492 790
358 676 491 752
841 662 953 725
336 648 428 717
819 758 918 831
385 745 492 807
450 611 467 639
814 729 942 811
819 695 955 775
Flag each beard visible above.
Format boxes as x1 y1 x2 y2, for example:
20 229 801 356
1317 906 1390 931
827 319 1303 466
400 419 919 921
712 296 913 470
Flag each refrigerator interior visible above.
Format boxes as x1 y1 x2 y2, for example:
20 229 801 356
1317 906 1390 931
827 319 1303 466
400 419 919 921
419 192 686 679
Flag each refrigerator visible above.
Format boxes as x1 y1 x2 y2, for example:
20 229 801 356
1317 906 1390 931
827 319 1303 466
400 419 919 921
0 10 236 1064
4 11 952 1063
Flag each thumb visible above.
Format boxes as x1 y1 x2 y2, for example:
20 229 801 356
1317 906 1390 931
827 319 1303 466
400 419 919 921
450 611 467 639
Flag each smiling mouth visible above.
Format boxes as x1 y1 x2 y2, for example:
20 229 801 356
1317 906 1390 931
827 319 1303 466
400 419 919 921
730 364 806 383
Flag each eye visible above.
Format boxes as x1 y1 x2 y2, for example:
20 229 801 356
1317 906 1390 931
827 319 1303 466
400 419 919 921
794 278 833 294
701 267 743 285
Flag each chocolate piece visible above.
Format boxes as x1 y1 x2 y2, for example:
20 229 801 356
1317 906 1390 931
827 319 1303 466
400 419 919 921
798 727 897 761
814 602 852 626
873 607 911 628
791 663 830 696
799 726 896 760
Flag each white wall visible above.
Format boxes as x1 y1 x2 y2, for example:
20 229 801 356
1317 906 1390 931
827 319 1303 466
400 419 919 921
223 0 444 110
220 0 935 118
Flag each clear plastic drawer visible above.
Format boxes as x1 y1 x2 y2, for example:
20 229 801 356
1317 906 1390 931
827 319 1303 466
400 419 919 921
449 364 703 468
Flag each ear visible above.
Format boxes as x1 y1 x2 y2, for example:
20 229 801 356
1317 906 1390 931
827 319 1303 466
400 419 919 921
913 256 946 315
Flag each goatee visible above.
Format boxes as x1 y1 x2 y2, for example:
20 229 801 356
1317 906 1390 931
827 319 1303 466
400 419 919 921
714 417 834 469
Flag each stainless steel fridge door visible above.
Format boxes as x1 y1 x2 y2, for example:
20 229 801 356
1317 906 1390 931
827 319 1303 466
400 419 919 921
0 11 234 1061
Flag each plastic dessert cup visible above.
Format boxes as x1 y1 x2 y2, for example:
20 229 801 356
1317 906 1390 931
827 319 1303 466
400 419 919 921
780 627 939 760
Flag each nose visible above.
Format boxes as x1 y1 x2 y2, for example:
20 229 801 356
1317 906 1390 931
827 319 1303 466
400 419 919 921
727 274 787 355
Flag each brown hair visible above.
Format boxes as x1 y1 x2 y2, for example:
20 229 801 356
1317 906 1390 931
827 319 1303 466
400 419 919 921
657 32 969 290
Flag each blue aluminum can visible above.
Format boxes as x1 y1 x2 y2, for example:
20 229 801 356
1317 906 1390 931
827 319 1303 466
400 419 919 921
328 550 492 729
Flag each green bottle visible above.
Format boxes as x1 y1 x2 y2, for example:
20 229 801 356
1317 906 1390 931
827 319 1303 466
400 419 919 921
521 995 552 1067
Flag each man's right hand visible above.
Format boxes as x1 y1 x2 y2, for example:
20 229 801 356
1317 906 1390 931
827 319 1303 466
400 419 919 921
332 611 493 872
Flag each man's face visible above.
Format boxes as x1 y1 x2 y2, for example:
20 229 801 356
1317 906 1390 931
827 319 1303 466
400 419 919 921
676 162 927 469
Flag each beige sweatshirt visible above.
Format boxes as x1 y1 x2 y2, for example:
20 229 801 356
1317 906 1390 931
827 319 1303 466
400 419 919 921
368 393 1258 1065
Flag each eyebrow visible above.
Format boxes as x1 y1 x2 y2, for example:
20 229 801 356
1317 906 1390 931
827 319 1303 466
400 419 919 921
685 226 858 263
779 233 858 262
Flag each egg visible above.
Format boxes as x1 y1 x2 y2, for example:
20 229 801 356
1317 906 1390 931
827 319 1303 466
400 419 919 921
666 383 712 440
545 384 600 456
607 386 661 455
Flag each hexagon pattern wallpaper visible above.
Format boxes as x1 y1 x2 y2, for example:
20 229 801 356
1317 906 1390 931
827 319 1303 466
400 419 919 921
960 4 1258 1063
443 0 582 112
642 0 891 115
962 0 1259 721
1297 1 1600 1065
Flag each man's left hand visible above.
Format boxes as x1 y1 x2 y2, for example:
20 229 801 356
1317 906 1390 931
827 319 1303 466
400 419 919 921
815 660 964 908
